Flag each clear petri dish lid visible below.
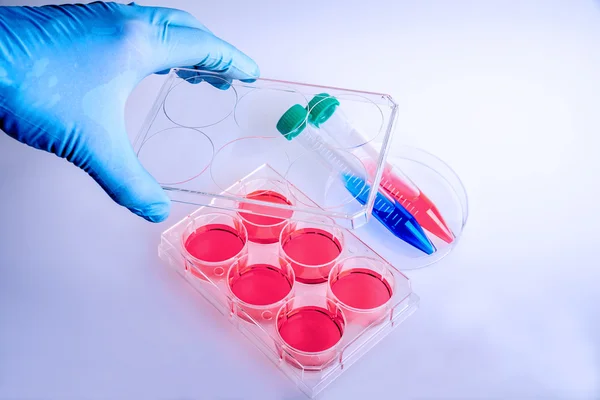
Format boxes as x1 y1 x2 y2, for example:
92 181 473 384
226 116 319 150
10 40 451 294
163 71 238 128
362 146 469 270
132 69 402 229
136 126 214 186
234 84 309 137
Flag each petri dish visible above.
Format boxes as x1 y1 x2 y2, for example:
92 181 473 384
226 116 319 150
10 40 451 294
364 146 469 270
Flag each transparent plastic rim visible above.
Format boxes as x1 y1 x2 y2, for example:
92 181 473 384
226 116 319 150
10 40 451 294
327 256 396 314
225 254 296 311
278 218 345 271
180 212 249 267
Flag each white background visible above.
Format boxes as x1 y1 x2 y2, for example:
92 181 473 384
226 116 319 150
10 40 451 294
1 0 600 399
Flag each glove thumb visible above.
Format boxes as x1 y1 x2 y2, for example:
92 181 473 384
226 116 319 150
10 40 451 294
83 125 170 222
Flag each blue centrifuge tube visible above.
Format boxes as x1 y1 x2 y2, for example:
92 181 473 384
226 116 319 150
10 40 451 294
342 173 435 255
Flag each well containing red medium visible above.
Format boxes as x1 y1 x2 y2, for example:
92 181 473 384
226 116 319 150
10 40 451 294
185 224 246 262
278 306 344 352
227 254 295 323
330 268 393 309
277 303 345 368
327 257 395 326
183 219 247 280
239 190 293 244
281 228 342 284
230 264 293 306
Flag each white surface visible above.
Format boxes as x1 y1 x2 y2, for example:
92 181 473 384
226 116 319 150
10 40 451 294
1 0 600 399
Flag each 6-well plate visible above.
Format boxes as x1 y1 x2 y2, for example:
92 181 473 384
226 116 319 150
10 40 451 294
137 70 470 397
157 169 419 398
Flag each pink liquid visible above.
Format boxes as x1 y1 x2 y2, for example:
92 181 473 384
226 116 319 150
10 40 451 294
278 306 344 353
364 160 454 244
330 268 393 309
184 223 245 262
239 190 293 244
281 228 342 284
230 264 292 306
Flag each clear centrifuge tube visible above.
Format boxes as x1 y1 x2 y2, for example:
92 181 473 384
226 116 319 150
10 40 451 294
276 104 434 255
306 93 454 244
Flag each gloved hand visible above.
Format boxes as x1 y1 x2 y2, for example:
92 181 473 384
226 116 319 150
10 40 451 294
0 2 259 222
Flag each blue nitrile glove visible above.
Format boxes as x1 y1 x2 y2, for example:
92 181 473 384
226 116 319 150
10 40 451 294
0 2 259 222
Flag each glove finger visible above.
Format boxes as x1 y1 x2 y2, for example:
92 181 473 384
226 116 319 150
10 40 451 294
150 25 260 83
126 3 213 33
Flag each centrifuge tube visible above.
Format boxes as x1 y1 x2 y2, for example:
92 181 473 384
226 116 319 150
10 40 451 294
306 93 454 244
276 105 435 255
343 173 435 255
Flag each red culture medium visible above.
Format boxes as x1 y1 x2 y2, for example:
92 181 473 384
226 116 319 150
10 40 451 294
184 223 246 262
330 268 393 309
281 228 342 284
278 306 344 353
230 263 293 306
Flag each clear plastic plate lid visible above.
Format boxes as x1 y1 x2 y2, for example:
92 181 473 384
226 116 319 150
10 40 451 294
133 68 399 229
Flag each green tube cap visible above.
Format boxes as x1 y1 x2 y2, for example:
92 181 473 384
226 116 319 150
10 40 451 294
307 93 340 127
276 104 308 140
